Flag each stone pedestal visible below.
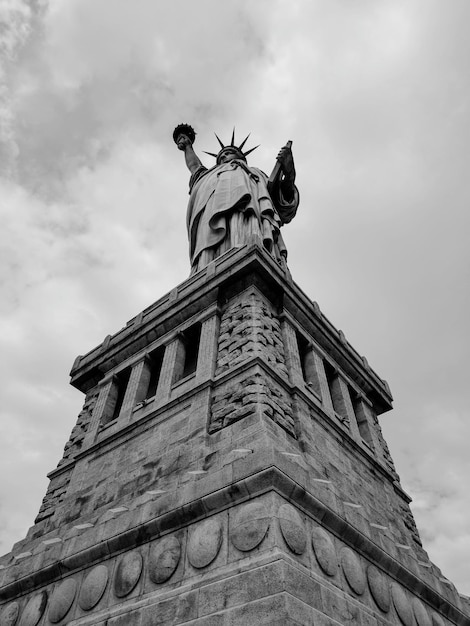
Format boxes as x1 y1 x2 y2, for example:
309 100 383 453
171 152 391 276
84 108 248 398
1 243 469 625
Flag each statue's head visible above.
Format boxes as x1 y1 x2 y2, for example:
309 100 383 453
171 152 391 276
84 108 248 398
204 129 259 165
216 146 246 165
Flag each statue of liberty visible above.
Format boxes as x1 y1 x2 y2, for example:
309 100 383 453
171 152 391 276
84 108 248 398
174 124 299 274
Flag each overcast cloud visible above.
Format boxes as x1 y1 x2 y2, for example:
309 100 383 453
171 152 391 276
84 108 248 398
1 0 469 596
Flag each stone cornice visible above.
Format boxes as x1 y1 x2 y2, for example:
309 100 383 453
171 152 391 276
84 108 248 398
69 244 392 416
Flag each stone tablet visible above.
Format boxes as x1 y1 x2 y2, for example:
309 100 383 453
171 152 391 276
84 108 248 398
391 584 414 626
78 565 108 611
340 547 366 595
0 602 19 626
114 551 143 597
413 599 431 626
366 564 390 612
18 592 47 626
278 503 306 555
149 535 181 584
48 578 77 623
187 518 222 569
311 526 337 576
231 501 270 552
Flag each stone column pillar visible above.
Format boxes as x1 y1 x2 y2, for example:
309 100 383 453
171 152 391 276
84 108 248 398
281 320 304 388
196 307 220 382
155 339 178 403
354 397 380 454
82 377 115 447
119 358 152 424
314 352 334 414
303 346 322 398
331 375 361 440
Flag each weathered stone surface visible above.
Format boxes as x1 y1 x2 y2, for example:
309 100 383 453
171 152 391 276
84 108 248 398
311 526 337 576
231 501 270 552
431 613 445 626
18 591 47 626
0 602 19 626
366 564 390 612
149 535 181 584
210 375 258 431
260 378 296 437
210 290 296 436
199 591 307 626
48 578 77 623
340 547 366 595
278 504 306 555
210 369 296 436
283 561 323 610
392 584 414 626
107 609 142 626
36 391 98 522
413 598 431 626
35 470 71 523
198 561 285 617
78 565 108 611
215 290 288 379
141 590 198 625
187 518 222 569
322 585 366 625
60 391 98 465
114 551 142 597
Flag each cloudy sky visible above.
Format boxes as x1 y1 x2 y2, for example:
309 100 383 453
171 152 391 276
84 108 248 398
1 0 469 596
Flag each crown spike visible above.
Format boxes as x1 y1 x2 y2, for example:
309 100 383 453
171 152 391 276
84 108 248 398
239 133 251 151
231 127 236 146
203 151 218 158
214 133 225 149
243 145 259 158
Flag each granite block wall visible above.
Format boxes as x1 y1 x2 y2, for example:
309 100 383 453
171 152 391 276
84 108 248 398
1 493 466 625
2 249 468 625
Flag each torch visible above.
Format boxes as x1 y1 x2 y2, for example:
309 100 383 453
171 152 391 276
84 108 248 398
173 124 196 149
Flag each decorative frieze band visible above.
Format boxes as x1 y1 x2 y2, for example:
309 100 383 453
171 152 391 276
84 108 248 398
0 467 466 625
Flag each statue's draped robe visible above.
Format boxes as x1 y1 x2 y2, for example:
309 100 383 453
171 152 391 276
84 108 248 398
187 160 299 273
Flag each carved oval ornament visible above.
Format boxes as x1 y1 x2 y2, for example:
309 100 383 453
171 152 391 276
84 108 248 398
18 591 47 626
340 547 366 595
391 584 414 626
48 578 77 623
366 564 390 612
78 565 108 611
149 535 181 584
231 501 270 552
188 518 222 569
413 599 431 626
278 504 306 555
311 526 337 576
114 551 143 597
0 602 19 626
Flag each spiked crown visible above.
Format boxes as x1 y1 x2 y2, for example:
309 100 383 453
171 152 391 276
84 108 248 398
204 128 259 163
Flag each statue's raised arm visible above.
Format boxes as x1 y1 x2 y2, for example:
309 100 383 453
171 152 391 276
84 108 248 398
173 124 203 175
173 125 299 275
